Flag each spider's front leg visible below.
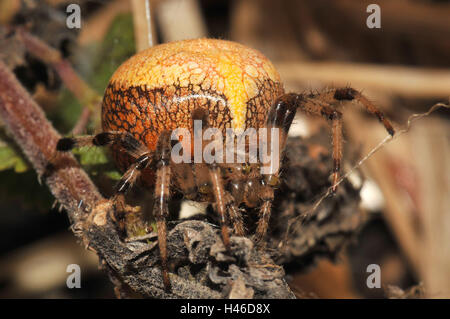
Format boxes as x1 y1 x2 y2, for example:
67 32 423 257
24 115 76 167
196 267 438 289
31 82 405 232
110 152 152 223
151 130 173 291
274 88 395 192
57 131 149 158
57 130 173 291
56 131 151 214
253 88 395 242
190 108 244 250
253 94 298 243
208 162 231 249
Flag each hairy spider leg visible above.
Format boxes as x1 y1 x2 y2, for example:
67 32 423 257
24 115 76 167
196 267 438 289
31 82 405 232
56 131 152 211
290 88 394 192
108 153 153 234
152 131 173 291
333 88 395 136
254 94 298 243
57 131 149 158
254 87 395 241
190 108 245 248
114 154 152 195
225 190 245 237
57 130 152 211
56 131 174 290
192 108 231 247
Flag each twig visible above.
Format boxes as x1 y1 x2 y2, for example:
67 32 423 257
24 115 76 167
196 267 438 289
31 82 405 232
70 107 92 135
156 0 207 42
131 0 157 51
17 28 100 107
0 59 99 215
16 28 102 132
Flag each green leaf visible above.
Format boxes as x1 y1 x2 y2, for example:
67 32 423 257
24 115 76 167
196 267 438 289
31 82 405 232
92 14 136 91
0 145 29 173
56 89 83 130
73 146 109 166
104 170 122 180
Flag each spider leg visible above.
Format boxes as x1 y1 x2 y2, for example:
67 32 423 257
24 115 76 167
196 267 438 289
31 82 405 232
254 185 275 244
265 93 299 150
192 108 231 247
330 111 343 192
152 130 173 291
106 153 152 234
225 191 245 236
192 162 244 239
190 107 244 246
113 153 152 195
333 88 395 136
56 131 148 158
57 131 154 219
208 162 231 249
271 88 394 192
251 94 299 243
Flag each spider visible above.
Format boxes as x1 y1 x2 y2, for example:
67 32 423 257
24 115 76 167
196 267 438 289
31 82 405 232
56 38 394 291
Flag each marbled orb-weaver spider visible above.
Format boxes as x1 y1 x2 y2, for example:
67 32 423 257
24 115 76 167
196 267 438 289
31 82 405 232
56 38 394 290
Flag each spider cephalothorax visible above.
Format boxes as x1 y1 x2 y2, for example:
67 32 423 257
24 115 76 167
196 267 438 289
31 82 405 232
56 38 394 290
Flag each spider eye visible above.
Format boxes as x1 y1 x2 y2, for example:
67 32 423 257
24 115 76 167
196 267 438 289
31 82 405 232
242 163 251 174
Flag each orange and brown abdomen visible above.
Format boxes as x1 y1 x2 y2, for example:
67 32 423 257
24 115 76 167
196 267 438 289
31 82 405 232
102 38 284 173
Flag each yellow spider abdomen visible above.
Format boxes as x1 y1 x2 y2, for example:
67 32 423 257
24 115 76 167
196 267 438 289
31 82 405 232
102 38 284 172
